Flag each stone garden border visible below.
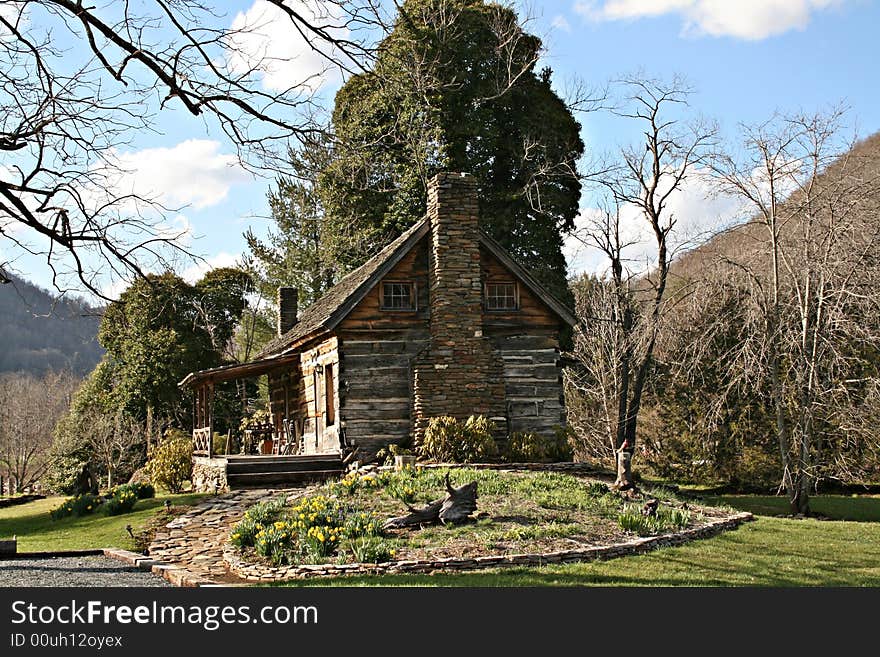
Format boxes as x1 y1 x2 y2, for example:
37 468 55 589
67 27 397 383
224 512 753 581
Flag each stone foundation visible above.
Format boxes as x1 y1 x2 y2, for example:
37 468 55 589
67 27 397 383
191 456 228 493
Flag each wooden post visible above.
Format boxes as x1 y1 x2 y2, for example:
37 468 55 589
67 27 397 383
207 382 214 458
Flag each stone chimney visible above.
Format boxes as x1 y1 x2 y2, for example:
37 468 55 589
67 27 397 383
412 172 506 442
427 172 484 341
277 287 298 336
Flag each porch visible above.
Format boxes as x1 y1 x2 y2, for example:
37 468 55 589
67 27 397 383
180 352 345 491
193 453 344 491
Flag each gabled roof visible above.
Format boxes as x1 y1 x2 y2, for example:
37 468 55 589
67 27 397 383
478 231 578 327
182 217 577 387
258 217 578 359
256 218 431 359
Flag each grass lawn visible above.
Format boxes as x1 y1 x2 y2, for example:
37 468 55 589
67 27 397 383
0 492 206 552
270 494 880 587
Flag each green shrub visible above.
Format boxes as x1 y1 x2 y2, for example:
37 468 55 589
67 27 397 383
585 481 610 497
244 496 286 525
212 432 230 456
50 493 102 520
617 509 662 536
345 536 395 563
505 432 545 462
506 427 574 463
103 486 139 516
146 434 192 493
343 511 384 539
230 493 386 565
385 476 418 505
617 503 692 536
115 482 155 500
230 496 287 548
254 520 298 565
230 516 261 548
418 415 497 463
659 505 691 530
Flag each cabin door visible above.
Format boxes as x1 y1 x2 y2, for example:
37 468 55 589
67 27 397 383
313 370 321 451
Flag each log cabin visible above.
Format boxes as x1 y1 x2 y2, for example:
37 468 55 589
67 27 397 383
180 172 577 491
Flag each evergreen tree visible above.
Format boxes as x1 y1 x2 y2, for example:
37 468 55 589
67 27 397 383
319 0 584 301
244 133 339 311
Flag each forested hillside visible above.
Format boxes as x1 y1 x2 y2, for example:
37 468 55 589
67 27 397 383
0 275 103 375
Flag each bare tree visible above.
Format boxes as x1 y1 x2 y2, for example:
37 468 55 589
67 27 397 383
83 410 147 490
0 0 386 298
0 370 78 493
709 108 880 513
567 76 716 489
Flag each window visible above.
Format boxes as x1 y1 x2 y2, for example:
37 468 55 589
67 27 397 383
486 282 518 311
325 364 335 426
381 281 416 310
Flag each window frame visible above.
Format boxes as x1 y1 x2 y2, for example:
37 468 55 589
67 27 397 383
484 280 519 312
380 280 418 312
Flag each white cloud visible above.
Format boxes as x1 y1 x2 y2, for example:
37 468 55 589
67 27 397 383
551 14 572 33
180 251 241 284
574 0 843 40
95 139 251 212
565 167 745 278
227 0 347 92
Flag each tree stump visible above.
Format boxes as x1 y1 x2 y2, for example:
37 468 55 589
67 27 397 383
384 474 478 529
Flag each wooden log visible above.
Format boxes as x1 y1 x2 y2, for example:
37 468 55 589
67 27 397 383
438 476 478 525
383 474 478 529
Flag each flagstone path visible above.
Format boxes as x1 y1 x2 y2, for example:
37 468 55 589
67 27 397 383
148 486 315 584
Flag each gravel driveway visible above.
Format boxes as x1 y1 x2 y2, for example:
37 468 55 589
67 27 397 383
0 555 171 587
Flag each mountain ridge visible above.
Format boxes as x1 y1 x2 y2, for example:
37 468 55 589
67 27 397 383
0 275 104 375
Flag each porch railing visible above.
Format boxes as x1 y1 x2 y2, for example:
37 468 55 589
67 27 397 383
193 427 212 456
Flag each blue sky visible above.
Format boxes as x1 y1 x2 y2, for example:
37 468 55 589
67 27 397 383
5 0 880 297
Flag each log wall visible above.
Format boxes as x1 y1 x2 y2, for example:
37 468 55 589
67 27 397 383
336 329 429 457
267 336 340 455
490 332 565 437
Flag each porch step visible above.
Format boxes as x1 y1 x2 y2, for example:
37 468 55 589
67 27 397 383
227 469 342 487
225 453 344 488
226 454 343 475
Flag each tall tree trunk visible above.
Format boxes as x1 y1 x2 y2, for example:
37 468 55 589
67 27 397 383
146 405 153 458
614 305 635 490
770 349 794 500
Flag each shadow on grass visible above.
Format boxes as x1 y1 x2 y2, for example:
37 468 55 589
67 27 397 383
703 495 880 522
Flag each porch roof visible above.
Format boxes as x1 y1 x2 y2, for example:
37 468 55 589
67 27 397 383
178 352 301 388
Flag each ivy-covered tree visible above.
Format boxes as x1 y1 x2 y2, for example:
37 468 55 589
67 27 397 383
46 269 253 491
319 0 584 301
97 269 253 425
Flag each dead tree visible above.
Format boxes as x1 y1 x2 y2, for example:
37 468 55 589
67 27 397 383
384 474 478 529
0 0 386 298
709 108 880 514
567 75 716 490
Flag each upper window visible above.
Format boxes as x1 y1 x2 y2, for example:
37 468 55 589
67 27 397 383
486 282 518 311
381 281 416 311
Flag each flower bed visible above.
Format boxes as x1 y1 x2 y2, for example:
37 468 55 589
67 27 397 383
225 467 747 579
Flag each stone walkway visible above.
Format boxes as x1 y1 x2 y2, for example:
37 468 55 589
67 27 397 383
148 487 313 583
